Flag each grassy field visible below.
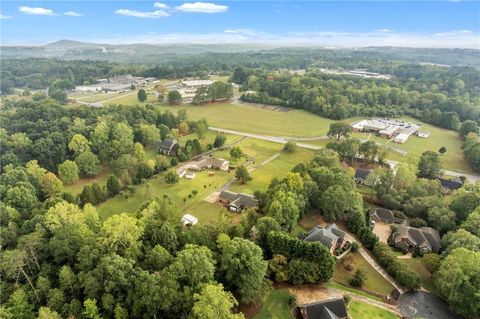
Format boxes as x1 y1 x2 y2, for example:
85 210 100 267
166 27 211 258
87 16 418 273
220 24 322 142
253 289 292 319
333 252 395 296
230 147 315 194
349 300 399 319
156 103 342 137
98 169 232 221
64 166 112 196
391 251 437 294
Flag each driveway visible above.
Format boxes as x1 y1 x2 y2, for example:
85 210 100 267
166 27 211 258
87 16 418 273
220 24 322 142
398 291 460 319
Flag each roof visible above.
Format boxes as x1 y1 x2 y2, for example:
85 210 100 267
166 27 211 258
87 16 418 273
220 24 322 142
181 214 198 225
394 225 441 249
355 168 372 180
159 138 178 151
436 177 462 190
370 208 405 224
300 298 348 319
190 156 229 170
304 224 345 247
219 190 258 208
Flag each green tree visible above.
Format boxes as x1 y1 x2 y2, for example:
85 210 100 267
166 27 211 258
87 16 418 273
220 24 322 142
265 190 300 231
349 269 366 287
106 175 121 197
42 172 63 197
167 90 182 105
137 123 161 147
438 146 447 155
235 165 252 184
192 284 244 319
137 89 147 102
83 299 101 319
327 122 352 140
103 213 143 258
195 121 208 140
75 151 100 177
58 160 79 185
164 168 179 184
459 120 479 138
229 146 243 159
442 229 480 253
213 133 227 148
37 307 61 319
313 149 340 168
6 288 34 319
461 207 480 237
68 134 91 156
427 206 456 233
283 141 297 153
436 248 480 318
220 238 267 303
418 151 442 179
422 253 441 273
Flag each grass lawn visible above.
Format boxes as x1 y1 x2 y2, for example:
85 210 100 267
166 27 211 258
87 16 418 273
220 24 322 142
333 252 394 296
64 166 112 196
391 251 438 294
349 300 399 319
325 282 383 303
98 169 233 222
156 103 343 137
252 289 292 319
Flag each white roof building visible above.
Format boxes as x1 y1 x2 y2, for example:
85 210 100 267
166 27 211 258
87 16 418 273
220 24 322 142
181 80 214 88
394 133 409 144
185 172 196 179
417 132 430 138
182 214 198 226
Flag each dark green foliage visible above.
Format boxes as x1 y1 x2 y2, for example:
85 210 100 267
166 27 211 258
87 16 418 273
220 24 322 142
213 133 227 148
167 90 182 105
349 269 366 287
358 227 379 250
192 82 233 105
418 151 442 179
137 89 147 102
106 175 121 197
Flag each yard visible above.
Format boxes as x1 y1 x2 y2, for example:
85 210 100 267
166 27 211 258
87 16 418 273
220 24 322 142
333 252 395 296
252 289 293 319
230 147 315 194
98 169 233 222
349 300 399 319
391 251 438 294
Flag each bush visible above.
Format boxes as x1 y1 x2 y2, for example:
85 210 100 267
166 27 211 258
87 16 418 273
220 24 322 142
350 242 359 253
288 294 297 308
349 269 366 287
164 168 179 184
192 190 198 195
283 141 297 153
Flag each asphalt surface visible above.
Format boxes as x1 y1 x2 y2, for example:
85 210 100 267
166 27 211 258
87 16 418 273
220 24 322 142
398 291 460 319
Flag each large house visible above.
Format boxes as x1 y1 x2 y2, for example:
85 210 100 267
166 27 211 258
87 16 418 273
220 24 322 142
298 298 348 319
303 224 346 254
159 138 179 156
218 190 259 212
188 156 229 171
392 225 441 254
370 208 406 225
436 177 463 193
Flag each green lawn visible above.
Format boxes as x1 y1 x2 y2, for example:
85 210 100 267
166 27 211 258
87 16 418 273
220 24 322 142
64 165 112 196
98 169 232 222
325 282 383 303
156 103 343 137
391 251 438 294
349 300 399 319
252 289 293 319
333 252 394 296
230 147 315 194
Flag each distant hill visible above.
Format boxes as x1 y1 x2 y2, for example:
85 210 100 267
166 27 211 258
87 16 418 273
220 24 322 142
44 39 103 49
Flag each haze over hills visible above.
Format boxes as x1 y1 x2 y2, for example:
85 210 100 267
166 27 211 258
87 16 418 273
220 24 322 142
1 39 479 68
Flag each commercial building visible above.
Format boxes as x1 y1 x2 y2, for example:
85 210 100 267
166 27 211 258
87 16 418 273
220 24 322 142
351 118 424 143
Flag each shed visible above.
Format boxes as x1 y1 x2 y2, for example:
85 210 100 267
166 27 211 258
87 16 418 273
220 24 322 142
181 214 198 226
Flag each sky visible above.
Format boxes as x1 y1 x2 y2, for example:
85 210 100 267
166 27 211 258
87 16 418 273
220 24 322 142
1 1 479 48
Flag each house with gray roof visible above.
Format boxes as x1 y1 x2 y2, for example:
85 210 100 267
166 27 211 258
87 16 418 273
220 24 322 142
370 208 406 225
303 224 346 254
188 156 229 171
218 190 258 212
298 298 348 319
159 138 179 156
392 225 441 254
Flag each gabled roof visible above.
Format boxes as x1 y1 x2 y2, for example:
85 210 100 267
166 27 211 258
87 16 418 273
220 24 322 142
355 168 372 180
159 138 178 151
304 224 345 247
300 298 348 319
394 225 441 249
370 208 405 224
219 190 258 208
436 177 462 190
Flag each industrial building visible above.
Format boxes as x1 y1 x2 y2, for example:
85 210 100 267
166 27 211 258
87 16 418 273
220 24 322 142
351 118 425 143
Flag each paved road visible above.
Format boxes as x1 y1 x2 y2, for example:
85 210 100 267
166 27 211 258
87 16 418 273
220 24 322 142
398 291 460 319
211 126 480 182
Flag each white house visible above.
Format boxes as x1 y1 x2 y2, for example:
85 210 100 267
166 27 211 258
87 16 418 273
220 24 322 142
185 172 196 180
181 214 198 226
394 133 409 144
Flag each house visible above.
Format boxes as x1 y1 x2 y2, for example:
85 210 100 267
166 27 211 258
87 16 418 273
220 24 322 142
392 225 441 254
355 168 372 185
298 298 348 319
188 156 229 171
181 214 198 226
218 190 259 212
159 138 179 156
303 224 346 254
370 208 406 225
436 177 462 192
417 131 430 138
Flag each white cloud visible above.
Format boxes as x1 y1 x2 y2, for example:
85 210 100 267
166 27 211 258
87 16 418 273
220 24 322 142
376 29 394 33
19 6 57 16
176 2 228 13
154 2 169 9
64 11 83 17
0 13 12 19
115 9 169 18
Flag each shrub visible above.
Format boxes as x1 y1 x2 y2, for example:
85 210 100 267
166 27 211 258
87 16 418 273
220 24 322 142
350 242 359 253
349 269 366 287
192 190 198 195
288 294 297 308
